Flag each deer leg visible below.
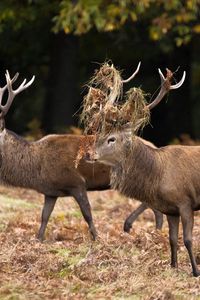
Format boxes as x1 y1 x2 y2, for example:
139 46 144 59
180 207 200 277
71 187 97 241
153 209 163 230
124 203 148 233
166 215 180 268
37 195 57 242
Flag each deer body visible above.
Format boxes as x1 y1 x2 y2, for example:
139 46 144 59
109 137 200 212
93 132 200 276
0 129 110 240
82 63 195 275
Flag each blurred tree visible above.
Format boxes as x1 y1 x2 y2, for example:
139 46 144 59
0 0 199 142
54 0 200 47
42 32 79 132
0 0 57 132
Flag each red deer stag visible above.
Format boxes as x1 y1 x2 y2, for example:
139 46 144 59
0 69 162 242
85 69 200 277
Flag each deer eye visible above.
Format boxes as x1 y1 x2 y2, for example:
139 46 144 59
107 137 116 144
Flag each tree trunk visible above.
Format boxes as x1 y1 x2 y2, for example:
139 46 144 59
42 32 79 133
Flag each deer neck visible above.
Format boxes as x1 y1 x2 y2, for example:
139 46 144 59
0 129 41 188
110 137 162 202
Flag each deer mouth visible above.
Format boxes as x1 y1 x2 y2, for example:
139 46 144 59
84 152 99 163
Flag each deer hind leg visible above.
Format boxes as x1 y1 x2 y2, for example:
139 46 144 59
124 203 163 232
180 206 200 277
153 209 164 230
70 187 97 241
124 202 148 233
167 215 180 268
37 195 57 241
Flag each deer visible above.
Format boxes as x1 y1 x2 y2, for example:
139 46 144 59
84 68 200 277
0 69 163 242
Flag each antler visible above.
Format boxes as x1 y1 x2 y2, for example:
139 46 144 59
0 70 35 117
147 68 186 110
122 61 141 83
0 72 19 103
107 61 141 105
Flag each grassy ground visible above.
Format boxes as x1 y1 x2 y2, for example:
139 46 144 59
0 186 200 299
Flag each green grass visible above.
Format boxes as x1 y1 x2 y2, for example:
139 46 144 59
0 194 39 211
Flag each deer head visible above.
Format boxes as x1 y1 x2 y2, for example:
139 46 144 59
0 71 35 130
87 68 186 165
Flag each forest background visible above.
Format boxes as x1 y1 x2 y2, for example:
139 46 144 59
0 0 200 145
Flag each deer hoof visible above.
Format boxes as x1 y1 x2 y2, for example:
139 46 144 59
90 226 97 241
36 234 44 243
193 270 200 277
123 221 132 233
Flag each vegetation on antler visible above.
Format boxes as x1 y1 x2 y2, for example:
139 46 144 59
122 88 150 134
89 63 123 100
80 62 149 137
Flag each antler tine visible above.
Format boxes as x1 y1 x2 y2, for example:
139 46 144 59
0 72 19 101
122 61 141 83
146 68 186 110
10 72 19 84
0 71 35 116
170 71 186 89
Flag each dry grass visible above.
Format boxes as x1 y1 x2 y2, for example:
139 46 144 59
0 186 200 299
80 62 149 137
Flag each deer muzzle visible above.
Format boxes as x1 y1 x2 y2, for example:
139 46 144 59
84 150 99 162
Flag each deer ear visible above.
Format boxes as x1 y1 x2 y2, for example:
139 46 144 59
133 118 148 133
135 119 144 130
122 118 146 135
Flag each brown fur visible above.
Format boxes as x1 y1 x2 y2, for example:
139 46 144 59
93 132 200 276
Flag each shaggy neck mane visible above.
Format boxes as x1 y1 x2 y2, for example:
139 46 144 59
110 137 162 203
0 130 42 188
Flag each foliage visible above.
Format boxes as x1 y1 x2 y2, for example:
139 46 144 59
0 1 199 47
53 0 200 45
0 1 57 32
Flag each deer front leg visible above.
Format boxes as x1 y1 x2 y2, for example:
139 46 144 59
37 195 57 241
180 207 200 277
124 203 148 232
71 187 97 241
166 215 180 268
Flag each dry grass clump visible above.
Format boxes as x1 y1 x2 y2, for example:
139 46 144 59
75 135 96 168
1 186 200 299
80 62 149 136
88 62 123 103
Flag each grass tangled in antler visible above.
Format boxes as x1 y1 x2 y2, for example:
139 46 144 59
89 62 123 102
80 62 149 136
123 87 150 134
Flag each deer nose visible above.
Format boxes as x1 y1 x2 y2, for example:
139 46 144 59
85 152 91 161
93 153 99 161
